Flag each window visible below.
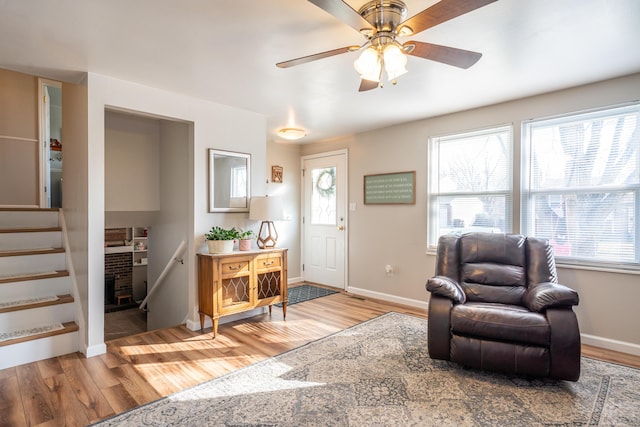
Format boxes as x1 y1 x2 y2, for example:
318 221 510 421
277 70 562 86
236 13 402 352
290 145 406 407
522 103 640 268
428 125 513 247
230 165 247 199
311 166 337 225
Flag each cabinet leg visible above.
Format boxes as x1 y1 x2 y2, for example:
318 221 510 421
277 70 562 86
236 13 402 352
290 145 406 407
268 305 272 316
282 302 287 320
213 318 219 338
199 313 205 333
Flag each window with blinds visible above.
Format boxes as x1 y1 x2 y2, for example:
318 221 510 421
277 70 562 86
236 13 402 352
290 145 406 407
428 125 513 248
522 103 640 268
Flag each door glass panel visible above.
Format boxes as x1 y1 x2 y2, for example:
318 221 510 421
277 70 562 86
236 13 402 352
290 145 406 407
311 167 336 225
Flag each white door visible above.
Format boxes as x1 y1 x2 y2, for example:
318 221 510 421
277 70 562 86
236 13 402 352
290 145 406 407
302 151 347 289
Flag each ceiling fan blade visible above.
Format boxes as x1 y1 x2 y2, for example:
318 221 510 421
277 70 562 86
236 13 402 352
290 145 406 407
276 45 359 68
308 0 373 33
358 79 378 92
404 41 482 69
398 0 497 36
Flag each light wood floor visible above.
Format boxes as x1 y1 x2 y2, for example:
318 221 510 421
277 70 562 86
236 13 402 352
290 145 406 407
0 290 638 427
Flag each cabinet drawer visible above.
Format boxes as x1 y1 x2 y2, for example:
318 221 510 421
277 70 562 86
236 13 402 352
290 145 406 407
256 255 281 270
221 260 250 275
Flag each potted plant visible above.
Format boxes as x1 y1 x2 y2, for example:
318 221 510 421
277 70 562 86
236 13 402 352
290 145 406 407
205 226 239 253
237 229 255 251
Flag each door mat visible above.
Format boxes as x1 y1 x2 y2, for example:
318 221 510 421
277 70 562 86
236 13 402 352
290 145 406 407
276 284 338 307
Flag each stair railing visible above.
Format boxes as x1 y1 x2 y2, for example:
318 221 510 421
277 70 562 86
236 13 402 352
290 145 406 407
59 209 83 332
139 239 186 311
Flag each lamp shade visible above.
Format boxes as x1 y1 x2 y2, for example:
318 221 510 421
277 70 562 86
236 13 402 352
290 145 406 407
383 43 408 81
249 196 285 221
354 47 381 82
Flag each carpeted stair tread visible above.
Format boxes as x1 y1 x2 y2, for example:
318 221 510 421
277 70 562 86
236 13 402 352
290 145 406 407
0 294 73 313
0 322 78 347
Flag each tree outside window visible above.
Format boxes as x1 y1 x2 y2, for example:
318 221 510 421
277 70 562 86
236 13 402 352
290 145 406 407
523 103 639 266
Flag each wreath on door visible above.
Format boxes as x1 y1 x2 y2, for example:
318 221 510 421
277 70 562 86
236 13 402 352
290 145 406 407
315 168 336 197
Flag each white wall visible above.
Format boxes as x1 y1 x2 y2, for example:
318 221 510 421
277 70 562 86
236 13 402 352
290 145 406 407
104 111 160 211
62 77 93 355
146 119 192 330
301 72 640 354
266 139 302 281
77 72 266 356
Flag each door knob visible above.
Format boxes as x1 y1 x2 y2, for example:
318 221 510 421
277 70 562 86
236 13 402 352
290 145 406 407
337 226 345 231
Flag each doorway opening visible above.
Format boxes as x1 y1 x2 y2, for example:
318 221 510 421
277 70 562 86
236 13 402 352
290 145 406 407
39 79 62 208
103 109 191 342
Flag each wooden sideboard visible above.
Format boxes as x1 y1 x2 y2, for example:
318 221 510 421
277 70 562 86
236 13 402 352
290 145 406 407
197 248 287 337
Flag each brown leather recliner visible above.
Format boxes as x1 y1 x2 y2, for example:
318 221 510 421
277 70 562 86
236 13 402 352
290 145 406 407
426 232 581 381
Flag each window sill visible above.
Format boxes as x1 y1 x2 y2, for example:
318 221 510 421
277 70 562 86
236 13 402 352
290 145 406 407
556 261 640 275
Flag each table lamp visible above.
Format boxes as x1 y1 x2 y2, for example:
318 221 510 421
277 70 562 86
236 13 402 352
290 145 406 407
249 196 284 249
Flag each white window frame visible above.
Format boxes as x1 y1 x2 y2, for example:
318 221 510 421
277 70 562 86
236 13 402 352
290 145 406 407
522 102 640 270
427 125 514 249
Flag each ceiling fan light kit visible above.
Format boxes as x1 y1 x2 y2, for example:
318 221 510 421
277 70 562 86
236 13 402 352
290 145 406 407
277 0 497 91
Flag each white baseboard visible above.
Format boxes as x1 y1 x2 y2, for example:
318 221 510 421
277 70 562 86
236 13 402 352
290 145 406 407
346 286 429 311
581 333 640 357
288 276 303 285
185 306 268 332
85 342 107 358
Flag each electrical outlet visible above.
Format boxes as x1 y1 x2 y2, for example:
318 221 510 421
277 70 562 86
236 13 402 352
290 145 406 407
385 264 393 276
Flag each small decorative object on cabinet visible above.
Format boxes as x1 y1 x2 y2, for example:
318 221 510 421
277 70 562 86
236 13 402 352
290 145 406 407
237 229 255 251
197 248 287 337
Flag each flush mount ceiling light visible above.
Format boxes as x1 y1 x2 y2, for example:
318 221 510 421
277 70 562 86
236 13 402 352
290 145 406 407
276 0 495 92
277 127 307 141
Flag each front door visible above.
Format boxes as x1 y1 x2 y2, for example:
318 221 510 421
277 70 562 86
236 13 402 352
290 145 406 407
302 150 347 289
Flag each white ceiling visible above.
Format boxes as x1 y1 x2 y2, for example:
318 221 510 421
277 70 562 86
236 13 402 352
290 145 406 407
1 0 639 143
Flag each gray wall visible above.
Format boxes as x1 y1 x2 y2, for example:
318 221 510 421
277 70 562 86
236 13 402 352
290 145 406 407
0 69 39 206
301 73 640 354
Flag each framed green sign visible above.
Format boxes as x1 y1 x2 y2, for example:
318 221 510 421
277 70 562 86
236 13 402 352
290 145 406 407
363 171 416 205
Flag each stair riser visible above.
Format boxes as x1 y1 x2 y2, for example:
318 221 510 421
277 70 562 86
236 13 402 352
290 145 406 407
0 231 62 250
0 331 78 370
0 303 75 333
0 210 59 228
0 276 72 301
0 252 66 276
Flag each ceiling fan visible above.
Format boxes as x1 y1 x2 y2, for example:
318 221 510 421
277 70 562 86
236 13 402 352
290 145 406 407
276 0 497 91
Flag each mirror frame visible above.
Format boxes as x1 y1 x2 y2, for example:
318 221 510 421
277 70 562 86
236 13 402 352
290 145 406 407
208 149 251 212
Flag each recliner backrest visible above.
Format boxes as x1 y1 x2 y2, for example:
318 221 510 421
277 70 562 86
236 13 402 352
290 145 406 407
459 233 527 305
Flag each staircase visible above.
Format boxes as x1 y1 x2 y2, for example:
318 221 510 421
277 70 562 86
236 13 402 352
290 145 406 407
0 208 79 370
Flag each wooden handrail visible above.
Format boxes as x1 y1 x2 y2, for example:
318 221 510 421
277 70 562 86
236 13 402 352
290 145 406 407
138 240 186 311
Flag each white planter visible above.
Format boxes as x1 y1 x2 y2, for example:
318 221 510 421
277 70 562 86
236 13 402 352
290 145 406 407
207 240 234 254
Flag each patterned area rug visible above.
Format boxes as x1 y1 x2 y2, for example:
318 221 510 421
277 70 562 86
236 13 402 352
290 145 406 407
275 284 338 307
92 312 640 426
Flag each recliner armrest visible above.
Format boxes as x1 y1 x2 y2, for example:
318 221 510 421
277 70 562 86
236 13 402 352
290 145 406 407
426 276 466 304
524 282 579 312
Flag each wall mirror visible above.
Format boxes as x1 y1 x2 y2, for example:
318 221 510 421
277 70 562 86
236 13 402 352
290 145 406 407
208 149 251 212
